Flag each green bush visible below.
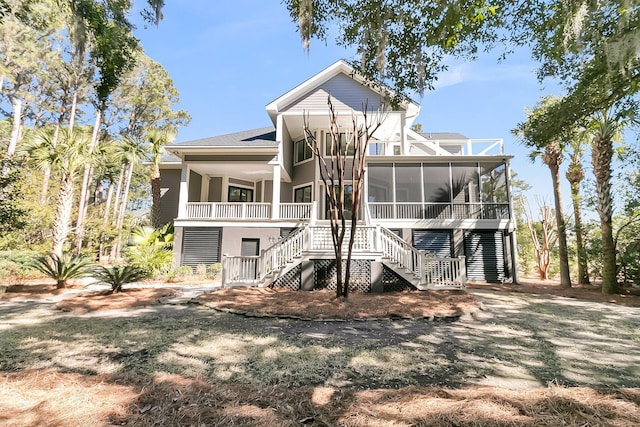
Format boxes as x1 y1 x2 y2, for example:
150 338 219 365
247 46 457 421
93 265 149 293
0 250 41 280
208 263 222 279
196 264 207 276
125 225 174 277
166 265 193 282
29 253 93 289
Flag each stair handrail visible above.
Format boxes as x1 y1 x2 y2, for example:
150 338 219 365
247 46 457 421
377 226 424 281
258 226 307 281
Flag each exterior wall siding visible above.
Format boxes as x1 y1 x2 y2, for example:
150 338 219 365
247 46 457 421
188 170 202 202
220 227 281 257
283 74 389 112
209 177 222 202
159 169 180 226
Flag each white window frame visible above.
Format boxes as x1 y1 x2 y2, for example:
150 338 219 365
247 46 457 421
293 136 314 166
227 181 255 203
292 182 314 203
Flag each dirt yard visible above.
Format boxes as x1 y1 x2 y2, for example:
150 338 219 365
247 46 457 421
2 276 640 426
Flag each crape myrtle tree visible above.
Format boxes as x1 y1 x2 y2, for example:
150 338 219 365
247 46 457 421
303 97 385 299
518 196 558 281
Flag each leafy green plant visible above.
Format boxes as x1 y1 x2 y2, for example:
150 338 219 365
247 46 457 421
93 265 149 293
166 265 193 282
29 253 93 289
196 264 207 276
208 263 222 279
125 224 174 277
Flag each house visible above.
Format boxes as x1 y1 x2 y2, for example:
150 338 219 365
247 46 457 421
159 60 517 291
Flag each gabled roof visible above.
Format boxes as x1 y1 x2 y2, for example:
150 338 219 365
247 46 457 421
265 60 420 124
167 127 277 149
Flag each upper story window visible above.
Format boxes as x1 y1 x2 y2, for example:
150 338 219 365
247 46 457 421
228 185 253 202
294 138 313 164
294 185 312 203
325 132 355 156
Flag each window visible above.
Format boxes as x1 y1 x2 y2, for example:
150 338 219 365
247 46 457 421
294 185 312 203
228 186 253 202
325 132 355 156
294 138 313 163
325 184 353 220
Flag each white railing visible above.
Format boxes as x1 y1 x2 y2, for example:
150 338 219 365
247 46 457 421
378 226 422 277
222 227 305 286
185 202 272 220
308 226 377 252
279 203 313 220
260 227 305 278
368 202 509 220
221 256 260 284
222 224 466 288
424 257 467 288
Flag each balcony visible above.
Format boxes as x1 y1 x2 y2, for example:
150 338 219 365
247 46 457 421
184 202 314 221
367 202 510 220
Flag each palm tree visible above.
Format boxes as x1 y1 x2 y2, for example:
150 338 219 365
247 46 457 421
22 128 89 256
515 96 572 288
565 137 590 285
587 110 627 294
146 128 176 228
110 136 146 260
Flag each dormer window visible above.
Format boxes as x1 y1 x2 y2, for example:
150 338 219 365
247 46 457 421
294 138 313 164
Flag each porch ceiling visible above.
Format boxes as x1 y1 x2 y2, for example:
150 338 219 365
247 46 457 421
189 162 276 181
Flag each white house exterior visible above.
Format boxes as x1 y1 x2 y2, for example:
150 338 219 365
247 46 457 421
160 60 517 291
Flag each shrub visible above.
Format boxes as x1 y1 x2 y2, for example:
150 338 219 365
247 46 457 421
166 266 193 282
93 265 149 293
29 253 93 289
125 225 174 277
196 264 207 276
208 263 222 279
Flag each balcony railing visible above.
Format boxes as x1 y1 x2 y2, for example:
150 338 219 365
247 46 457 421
368 202 510 220
184 202 314 221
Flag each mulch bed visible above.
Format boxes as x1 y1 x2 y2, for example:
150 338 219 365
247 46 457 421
198 288 479 320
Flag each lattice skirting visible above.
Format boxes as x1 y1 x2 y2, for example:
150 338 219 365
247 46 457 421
382 265 416 292
313 259 371 293
270 264 302 290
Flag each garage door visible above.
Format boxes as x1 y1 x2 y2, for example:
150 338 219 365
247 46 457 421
412 230 452 258
181 227 222 268
464 231 505 283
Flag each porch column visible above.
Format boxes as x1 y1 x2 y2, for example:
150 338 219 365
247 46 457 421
177 163 190 219
200 175 210 202
272 164 281 219
400 113 409 155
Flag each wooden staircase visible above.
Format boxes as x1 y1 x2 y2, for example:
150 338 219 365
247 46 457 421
222 225 467 290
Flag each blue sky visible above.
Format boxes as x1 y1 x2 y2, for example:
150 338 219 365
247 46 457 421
132 1 562 200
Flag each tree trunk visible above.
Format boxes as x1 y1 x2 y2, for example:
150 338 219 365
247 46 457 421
40 123 62 203
110 162 134 260
546 145 571 287
52 173 75 257
570 181 590 284
592 136 617 294
7 96 22 156
74 110 102 254
111 168 125 225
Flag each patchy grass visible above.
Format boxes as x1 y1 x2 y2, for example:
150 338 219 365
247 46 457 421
2 278 640 425
2 370 640 426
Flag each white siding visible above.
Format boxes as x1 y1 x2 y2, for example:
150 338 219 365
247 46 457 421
282 74 394 113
